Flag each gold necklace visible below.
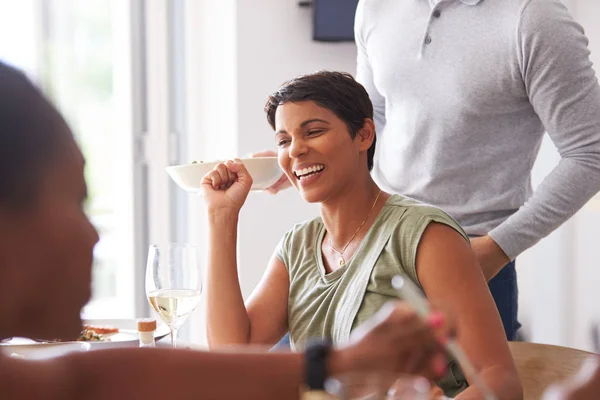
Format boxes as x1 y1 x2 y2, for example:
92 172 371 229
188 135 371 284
328 189 382 267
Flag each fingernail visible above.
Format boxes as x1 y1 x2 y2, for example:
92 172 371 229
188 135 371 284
427 312 445 329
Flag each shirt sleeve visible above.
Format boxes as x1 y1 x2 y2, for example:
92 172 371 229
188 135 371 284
489 0 600 260
354 0 386 134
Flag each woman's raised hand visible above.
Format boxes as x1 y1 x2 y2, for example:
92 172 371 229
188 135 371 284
200 159 253 213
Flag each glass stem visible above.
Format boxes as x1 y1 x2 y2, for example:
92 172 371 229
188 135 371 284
170 327 179 348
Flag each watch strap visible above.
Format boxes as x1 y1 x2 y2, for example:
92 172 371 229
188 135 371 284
304 339 332 391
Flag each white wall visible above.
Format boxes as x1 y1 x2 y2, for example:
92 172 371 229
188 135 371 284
575 1 600 66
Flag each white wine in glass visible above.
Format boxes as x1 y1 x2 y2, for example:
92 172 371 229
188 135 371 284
147 289 202 328
146 244 202 348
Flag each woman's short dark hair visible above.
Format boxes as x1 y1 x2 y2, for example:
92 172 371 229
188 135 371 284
0 61 70 207
265 71 376 171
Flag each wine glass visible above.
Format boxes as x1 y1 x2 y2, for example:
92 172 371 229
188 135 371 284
145 243 202 348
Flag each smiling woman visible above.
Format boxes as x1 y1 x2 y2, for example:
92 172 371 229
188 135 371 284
201 71 522 399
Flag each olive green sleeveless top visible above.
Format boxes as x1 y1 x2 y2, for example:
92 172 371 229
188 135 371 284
276 194 470 396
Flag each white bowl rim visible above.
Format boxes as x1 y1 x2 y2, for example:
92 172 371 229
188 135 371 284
166 156 278 171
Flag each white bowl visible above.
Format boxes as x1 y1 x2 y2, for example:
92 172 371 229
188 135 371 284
166 157 282 192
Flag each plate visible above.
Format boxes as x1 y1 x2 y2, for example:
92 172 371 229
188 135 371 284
0 319 170 351
166 157 282 192
1 341 90 359
81 318 170 348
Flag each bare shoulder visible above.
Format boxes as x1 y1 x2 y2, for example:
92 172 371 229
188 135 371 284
416 221 483 290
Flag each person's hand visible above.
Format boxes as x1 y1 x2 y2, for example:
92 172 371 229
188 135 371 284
331 302 454 381
542 356 600 400
470 235 510 281
427 384 446 399
251 150 292 194
200 159 252 213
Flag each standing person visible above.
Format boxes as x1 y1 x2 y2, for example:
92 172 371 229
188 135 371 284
352 0 600 340
262 0 600 340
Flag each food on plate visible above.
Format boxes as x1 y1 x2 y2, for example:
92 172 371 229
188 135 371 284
77 329 105 342
82 325 119 335
77 325 119 342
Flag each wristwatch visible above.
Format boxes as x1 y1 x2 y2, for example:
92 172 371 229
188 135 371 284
300 339 333 399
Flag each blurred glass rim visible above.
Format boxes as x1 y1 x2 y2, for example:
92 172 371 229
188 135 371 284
324 373 431 398
147 243 201 261
148 243 199 250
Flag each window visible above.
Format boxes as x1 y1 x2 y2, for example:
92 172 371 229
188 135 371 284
1 0 139 318
1 0 193 332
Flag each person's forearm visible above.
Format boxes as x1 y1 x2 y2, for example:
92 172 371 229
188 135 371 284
76 348 354 400
66 348 307 400
206 210 252 346
456 365 522 400
0 344 346 400
488 154 600 260
492 0 600 261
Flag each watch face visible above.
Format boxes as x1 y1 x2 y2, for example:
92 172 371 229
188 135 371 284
305 340 331 391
